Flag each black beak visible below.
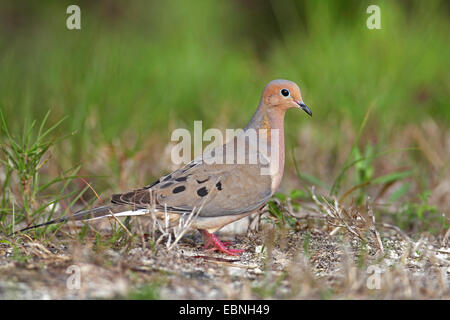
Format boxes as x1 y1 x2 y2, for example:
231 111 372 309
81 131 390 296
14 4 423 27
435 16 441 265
296 101 312 116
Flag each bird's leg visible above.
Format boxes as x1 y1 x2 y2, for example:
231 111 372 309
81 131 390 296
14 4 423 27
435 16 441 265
199 230 244 256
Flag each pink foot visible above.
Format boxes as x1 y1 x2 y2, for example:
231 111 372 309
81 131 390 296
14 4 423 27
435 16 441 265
199 230 244 256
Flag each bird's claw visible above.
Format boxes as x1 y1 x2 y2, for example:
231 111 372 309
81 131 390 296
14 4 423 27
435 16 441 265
200 230 244 256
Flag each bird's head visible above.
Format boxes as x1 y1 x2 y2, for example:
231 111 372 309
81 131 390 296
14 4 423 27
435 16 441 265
261 79 312 116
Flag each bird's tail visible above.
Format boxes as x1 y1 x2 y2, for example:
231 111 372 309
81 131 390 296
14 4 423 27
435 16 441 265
11 205 146 235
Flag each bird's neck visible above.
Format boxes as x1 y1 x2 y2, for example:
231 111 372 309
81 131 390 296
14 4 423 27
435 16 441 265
245 104 285 130
244 104 286 192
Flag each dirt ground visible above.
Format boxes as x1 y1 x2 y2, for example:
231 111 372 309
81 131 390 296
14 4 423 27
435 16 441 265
0 214 448 300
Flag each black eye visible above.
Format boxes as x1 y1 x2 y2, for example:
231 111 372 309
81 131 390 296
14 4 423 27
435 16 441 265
281 89 290 97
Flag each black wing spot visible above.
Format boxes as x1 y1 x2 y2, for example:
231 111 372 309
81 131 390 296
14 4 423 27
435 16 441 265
175 176 187 182
172 186 186 194
162 174 172 181
216 181 222 191
145 179 160 189
197 187 208 197
196 177 210 184
160 182 173 189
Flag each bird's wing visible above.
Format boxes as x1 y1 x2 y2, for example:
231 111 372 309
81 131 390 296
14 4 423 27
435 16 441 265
111 141 273 217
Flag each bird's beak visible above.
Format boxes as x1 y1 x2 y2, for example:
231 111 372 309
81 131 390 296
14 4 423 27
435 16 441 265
295 100 312 116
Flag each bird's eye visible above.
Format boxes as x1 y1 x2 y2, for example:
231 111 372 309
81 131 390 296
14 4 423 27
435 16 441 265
281 89 290 97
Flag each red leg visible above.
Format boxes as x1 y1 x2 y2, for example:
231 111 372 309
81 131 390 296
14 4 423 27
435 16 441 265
199 230 244 256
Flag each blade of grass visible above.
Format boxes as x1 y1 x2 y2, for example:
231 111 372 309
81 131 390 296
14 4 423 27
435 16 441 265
330 101 375 196
331 147 417 196
339 170 413 203
291 147 328 193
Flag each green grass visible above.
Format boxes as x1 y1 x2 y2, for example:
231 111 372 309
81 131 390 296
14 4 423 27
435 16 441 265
0 110 87 235
1 1 448 137
127 283 160 300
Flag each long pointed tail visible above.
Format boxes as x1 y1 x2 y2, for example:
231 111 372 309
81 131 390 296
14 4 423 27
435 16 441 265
11 205 146 235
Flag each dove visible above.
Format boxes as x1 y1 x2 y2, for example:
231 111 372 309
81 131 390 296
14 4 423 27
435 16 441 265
16 79 311 256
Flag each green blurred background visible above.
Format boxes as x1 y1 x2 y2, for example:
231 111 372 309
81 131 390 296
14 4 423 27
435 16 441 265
0 0 449 199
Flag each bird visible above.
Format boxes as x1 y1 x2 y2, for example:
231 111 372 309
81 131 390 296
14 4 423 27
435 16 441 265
16 79 311 256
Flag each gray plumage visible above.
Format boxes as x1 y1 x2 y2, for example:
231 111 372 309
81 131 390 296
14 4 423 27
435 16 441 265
15 79 311 238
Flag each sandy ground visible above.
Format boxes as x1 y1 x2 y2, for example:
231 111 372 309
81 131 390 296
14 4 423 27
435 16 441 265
0 216 448 299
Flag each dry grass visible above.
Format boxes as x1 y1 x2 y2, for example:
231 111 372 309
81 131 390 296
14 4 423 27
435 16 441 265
0 216 448 299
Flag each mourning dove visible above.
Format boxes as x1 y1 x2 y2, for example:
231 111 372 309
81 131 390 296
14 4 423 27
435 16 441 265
17 79 311 255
